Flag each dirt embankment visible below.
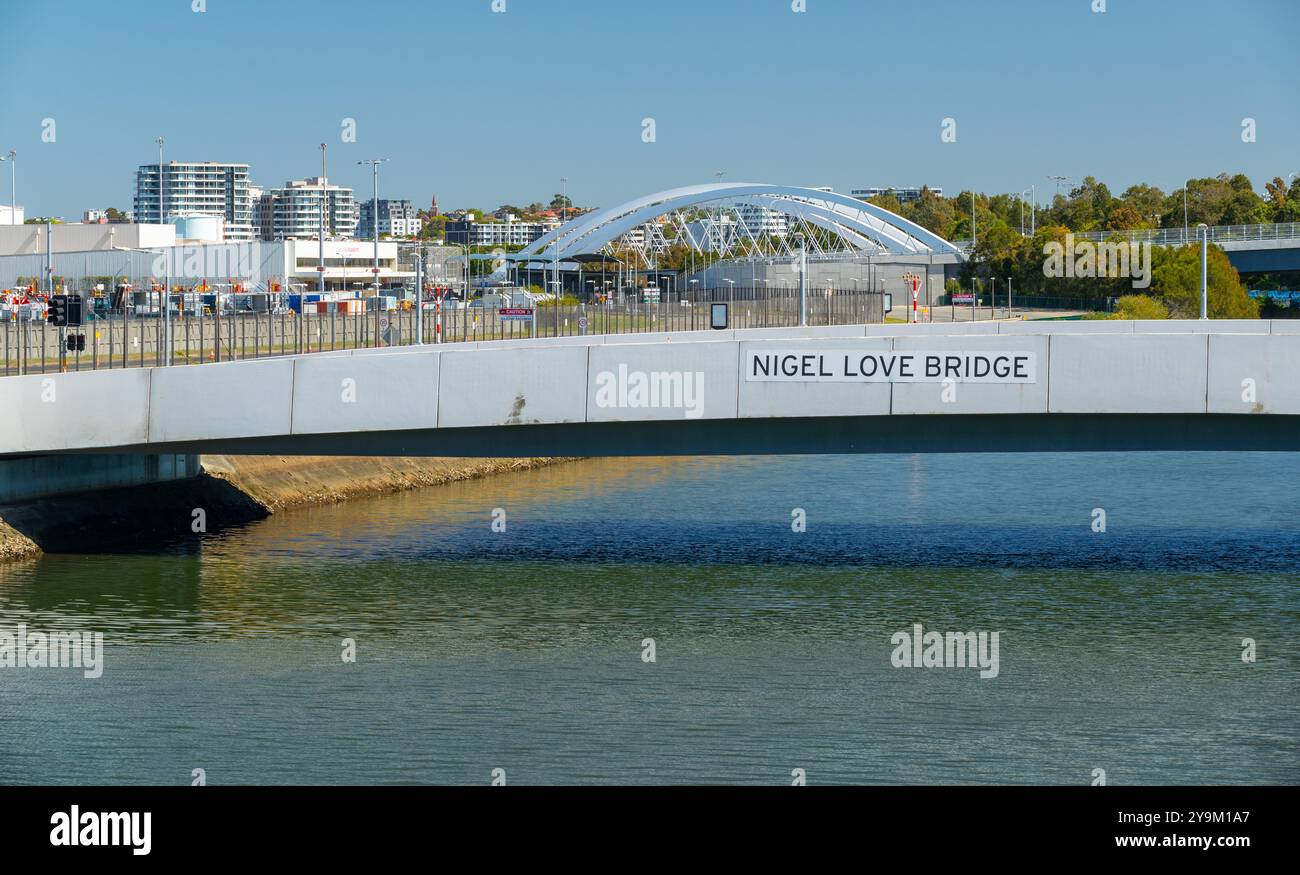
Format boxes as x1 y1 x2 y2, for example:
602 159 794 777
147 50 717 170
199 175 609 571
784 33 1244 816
200 455 577 513
0 455 577 562
0 519 40 563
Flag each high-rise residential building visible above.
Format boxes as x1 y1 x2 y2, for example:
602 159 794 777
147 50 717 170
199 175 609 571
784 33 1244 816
358 199 422 239
258 177 358 240
133 161 255 240
445 218 558 247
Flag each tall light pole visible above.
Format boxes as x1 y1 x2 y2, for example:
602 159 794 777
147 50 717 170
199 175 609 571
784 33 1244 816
153 138 173 362
0 150 14 223
358 159 388 297
1198 223 1209 320
155 137 165 225
1020 185 1036 236
319 144 328 299
795 232 807 326
1183 178 1195 236
560 176 568 223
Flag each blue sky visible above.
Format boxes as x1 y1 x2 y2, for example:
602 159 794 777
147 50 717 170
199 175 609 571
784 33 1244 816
1 0 1296 218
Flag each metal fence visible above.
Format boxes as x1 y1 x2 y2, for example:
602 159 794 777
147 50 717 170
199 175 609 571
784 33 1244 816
950 222 1300 252
1 287 887 377
1072 222 1300 247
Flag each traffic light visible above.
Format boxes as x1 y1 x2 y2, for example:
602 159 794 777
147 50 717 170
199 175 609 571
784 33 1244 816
48 295 68 326
66 294 83 327
65 333 85 352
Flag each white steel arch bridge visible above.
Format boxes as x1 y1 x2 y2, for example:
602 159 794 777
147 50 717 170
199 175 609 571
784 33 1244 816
509 183 961 269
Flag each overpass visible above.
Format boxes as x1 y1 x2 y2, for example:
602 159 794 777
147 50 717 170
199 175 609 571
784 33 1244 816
2 320 1298 459
1067 222 1300 274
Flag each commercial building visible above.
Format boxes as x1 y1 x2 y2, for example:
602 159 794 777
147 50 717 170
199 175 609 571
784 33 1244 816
258 178 358 241
851 186 942 205
0 205 25 225
133 161 256 240
358 199 422 239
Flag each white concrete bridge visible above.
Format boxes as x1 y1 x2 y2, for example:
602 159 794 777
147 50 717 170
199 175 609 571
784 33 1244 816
2 320 1299 458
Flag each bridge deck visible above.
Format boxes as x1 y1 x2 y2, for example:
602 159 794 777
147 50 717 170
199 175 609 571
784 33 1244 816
3 320 1298 457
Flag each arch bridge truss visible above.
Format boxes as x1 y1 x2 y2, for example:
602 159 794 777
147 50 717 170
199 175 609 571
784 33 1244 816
511 183 960 269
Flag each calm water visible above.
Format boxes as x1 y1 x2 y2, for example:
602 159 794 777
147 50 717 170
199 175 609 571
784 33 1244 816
1 453 1297 785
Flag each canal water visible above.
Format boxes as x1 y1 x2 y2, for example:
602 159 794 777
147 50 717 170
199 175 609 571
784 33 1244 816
1 453 1297 785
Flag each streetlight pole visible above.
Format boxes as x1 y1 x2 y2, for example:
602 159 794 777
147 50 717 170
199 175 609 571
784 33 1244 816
155 138 165 225
319 144 328 300
358 159 388 298
153 138 172 363
0 150 15 223
1198 223 1209 320
797 236 807 326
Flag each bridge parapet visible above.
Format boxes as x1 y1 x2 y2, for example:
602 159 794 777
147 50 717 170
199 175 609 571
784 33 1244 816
1 320 1297 457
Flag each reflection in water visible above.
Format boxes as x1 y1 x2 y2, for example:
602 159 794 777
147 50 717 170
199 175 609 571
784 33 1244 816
0 453 1297 785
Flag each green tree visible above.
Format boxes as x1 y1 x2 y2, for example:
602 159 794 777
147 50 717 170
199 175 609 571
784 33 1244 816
902 186 957 238
1119 183 1166 225
1111 294 1169 320
1149 244 1259 318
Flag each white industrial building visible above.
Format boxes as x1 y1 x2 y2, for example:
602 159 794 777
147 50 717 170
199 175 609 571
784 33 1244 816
0 234 416 295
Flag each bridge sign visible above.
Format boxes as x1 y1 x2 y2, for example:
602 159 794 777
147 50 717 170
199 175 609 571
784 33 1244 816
745 348 1037 383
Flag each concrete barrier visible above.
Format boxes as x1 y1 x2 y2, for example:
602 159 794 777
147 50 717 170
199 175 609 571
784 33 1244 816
0 368 151 453
292 349 440 435
738 338 893 418
891 335 1049 415
587 340 738 421
1047 334 1208 414
1207 334 1300 415
1 320 1295 458
438 345 589 427
149 358 295 443
997 319 1134 335
1135 319 1268 334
